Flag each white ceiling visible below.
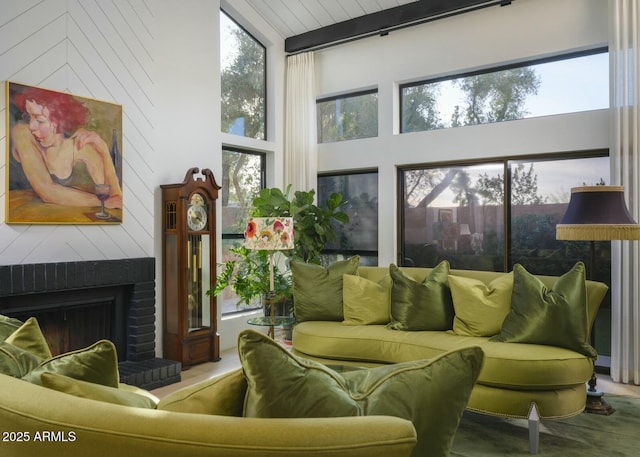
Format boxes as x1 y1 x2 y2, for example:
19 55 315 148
244 0 419 39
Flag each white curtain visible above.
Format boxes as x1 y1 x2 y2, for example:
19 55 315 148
610 0 640 384
284 52 317 194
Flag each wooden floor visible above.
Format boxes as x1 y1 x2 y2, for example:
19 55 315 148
151 347 241 398
151 345 640 400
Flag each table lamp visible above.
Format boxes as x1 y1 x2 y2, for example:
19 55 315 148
244 217 294 336
556 185 640 415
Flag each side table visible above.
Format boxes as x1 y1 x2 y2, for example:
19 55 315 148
247 316 296 339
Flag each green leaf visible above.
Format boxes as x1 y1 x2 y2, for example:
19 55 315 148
326 192 342 211
332 211 349 223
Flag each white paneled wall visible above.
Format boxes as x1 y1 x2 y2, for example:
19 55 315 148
0 0 156 265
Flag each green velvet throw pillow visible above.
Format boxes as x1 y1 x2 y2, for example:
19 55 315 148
40 372 159 409
342 274 391 325
157 368 247 417
491 262 597 359
0 341 43 378
0 317 51 378
5 317 53 360
24 339 120 387
388 261 454 331
238 328 484 457
0 314 23 342
292 256 359 322
449 273 513 337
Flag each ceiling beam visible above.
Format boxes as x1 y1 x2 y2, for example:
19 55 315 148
285 0 512 54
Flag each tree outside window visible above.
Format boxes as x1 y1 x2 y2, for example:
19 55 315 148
220 148 265 314
401 50 608 133
317 91 378 143
220 10 266 140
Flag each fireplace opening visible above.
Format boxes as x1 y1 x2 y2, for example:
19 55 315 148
2 286 128 361
0 258 181 389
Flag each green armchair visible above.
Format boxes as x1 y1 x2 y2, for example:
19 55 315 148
0 369 417 457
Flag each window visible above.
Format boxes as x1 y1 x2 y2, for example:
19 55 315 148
508 157 612 360
317 90 378 143
399 153 611 360
318 171 379 265
401 163 505 270
220 10 266 140
220 147 265 315
399 153 609 272
400 49 609 133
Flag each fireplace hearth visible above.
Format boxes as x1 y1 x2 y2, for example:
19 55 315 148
0 258 181 389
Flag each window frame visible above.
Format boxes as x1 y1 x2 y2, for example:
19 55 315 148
396 149 610 272
316 88 379 144
220 146 266 316
399 47 608 134
317 169 379 262
220 8 268 141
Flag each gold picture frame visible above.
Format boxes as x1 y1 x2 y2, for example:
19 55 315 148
5 81 123 224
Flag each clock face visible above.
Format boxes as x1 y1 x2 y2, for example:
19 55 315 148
187 194 208 231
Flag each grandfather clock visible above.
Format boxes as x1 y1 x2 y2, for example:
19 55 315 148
161 167 221 369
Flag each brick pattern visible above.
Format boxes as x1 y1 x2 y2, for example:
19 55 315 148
0 258 181 388
119 358 182 390
0 258 155 296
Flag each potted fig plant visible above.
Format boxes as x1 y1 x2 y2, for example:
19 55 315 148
250 185 349 264
208 185 348 319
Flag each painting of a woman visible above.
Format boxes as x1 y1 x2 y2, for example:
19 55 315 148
6 82 123 223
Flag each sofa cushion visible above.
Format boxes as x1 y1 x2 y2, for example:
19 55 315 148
157 368 246 417
24 339 120 387
292 256 359 322
293 321 593 389
342 274 391 325
474 339 593 389
491 262 597 359
388 261 454 331
40 372 158 409
239 328 483 457
449 273 513 337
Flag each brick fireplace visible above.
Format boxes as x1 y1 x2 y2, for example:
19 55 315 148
0 257 181 389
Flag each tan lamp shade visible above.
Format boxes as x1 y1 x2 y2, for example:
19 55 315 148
556 186 640 241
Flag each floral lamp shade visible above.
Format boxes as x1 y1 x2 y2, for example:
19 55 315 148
244 217 294 251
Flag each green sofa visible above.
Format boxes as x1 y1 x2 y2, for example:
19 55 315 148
0 368 417 457
291 264 609 455
0 312 417 457
0 309 486 457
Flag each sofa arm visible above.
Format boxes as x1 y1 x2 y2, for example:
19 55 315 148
0 374 416 457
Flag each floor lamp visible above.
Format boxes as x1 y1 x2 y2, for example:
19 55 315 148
556 186 640 415
245 217 294 337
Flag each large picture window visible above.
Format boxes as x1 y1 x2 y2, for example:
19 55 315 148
318 171 379 265
220 10 266 140
317 90 378 143
399 153 609 272
399 152 612 360
220 147 265 315
400 49 608 133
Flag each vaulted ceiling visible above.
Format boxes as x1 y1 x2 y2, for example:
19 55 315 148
245 0 419 38
242 0 513 53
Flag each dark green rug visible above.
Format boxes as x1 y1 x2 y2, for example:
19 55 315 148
450 395 640 456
